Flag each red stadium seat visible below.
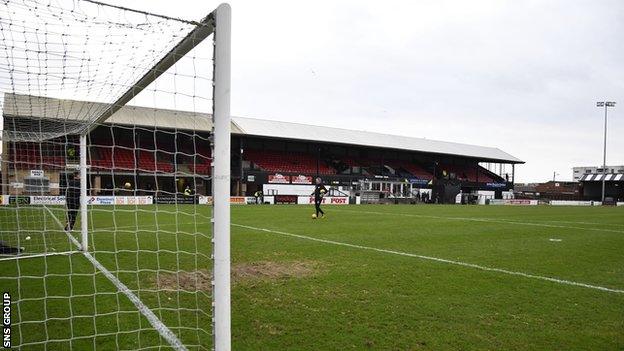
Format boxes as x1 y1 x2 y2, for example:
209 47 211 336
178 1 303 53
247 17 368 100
244 150 335 175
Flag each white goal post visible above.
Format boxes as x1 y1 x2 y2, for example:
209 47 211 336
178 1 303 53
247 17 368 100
0 1 231 350
212 4 233 350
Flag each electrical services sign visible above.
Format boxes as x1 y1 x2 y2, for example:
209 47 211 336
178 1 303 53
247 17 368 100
30 196 66 205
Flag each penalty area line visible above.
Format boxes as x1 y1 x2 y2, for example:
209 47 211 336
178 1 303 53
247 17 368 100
0 250 76 262
233 223 624 295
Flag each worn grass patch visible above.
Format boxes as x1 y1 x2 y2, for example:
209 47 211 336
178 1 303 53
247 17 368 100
155 260 319 292
232 260 317 282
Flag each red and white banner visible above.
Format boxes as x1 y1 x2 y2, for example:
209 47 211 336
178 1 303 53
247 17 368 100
268 173 291 184
291 175 312 184
297 196 349 205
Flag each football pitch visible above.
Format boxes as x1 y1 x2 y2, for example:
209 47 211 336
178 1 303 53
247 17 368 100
2 204 623 350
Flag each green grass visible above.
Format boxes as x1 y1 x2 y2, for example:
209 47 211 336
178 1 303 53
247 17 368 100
1 204 623 350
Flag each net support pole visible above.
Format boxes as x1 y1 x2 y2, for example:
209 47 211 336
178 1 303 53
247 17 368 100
1 139 7 194
80 134 88 251
213 3 232 351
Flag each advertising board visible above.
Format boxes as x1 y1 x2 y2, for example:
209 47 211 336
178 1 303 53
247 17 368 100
297 196 349 205
291 175 312 185
30 196 66 205
268 174 290 184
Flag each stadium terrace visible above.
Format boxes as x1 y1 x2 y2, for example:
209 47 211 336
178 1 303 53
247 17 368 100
1 93 523 205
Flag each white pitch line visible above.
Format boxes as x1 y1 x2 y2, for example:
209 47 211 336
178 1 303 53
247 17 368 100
532 219 624 228
0 250 75 262
334 209 624 234
43 207 188 351
233 223 624 295
80 250 188 351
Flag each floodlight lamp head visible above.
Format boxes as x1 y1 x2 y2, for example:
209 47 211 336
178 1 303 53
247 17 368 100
596 102 605 107
606 101 616 107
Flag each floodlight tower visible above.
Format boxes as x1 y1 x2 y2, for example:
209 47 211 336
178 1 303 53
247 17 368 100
596 101 616 203
552 172 559 182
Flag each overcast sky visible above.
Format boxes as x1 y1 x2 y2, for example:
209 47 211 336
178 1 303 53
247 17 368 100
107 0 623 182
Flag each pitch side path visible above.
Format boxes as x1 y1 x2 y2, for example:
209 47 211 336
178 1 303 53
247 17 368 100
230 204 624 350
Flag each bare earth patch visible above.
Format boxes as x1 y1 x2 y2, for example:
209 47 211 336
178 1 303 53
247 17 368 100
155 261 318 292
155 269 212 292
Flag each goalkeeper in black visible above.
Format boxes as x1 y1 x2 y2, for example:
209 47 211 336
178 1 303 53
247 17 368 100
65 171 81 232
311 177 328 219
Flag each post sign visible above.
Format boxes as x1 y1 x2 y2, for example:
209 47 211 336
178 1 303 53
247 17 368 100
299 196 349 205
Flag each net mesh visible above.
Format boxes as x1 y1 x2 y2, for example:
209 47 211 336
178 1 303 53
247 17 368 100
0 0 219 349
1 0 201 140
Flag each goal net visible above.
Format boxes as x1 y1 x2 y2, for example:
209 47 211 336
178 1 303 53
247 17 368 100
0 0 231 350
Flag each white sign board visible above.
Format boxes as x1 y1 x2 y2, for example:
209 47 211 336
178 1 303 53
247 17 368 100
550 200 595 206
30 196 66 205
30 170 45 178
489 199 538 206
87 196 153 205
297 196 349 205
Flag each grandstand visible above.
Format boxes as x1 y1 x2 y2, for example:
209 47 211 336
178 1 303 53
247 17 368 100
1 93 522 203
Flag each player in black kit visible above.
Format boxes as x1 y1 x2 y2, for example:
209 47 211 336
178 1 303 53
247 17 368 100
65 171 81 232
311 177 328 219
